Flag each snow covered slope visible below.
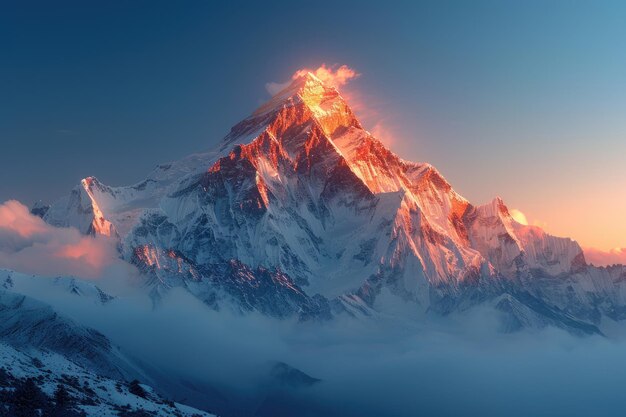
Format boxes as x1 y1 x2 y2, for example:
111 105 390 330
0 343 215 417
0 269 222 416
0 273 136 381
42 71 626 333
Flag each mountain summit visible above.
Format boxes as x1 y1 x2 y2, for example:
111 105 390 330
42 71 626 334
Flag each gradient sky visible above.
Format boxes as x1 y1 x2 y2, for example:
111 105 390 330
1 0 625 251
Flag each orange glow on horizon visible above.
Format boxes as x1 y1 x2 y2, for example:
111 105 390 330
584 247 626 266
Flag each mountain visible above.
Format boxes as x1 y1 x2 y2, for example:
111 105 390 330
0 342 215 417
0 271 132 381
0 268 329 416
42 71 626 334
0 269 219 416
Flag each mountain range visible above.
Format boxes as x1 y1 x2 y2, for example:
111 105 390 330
38 71 626 335
2 70 626 415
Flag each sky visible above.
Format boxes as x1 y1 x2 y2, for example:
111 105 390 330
1 0 625 252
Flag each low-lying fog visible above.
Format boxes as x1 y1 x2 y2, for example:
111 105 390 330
23 280 626 417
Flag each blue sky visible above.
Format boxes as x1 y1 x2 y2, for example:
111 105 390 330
1 0 625 249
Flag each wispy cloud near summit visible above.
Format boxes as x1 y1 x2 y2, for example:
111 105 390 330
265 63 360 96
293 64 360 89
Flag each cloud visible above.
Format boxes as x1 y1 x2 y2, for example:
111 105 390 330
30 284 626 417
0 200 49 238
509 208 529 225
265 63 360 96
370 121 400 148
8 235 626 417
0 200 125 278
293 63 360 89
583 247 626 266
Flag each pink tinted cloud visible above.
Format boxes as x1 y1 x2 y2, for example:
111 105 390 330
583 247 626 267
0 200 120 278
0 200 48 237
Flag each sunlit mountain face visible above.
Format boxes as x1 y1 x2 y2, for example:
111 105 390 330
20 67 625 330
1 65 626 417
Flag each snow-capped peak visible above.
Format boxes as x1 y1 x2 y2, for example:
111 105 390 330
41 69 621 334
247 70 362 139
